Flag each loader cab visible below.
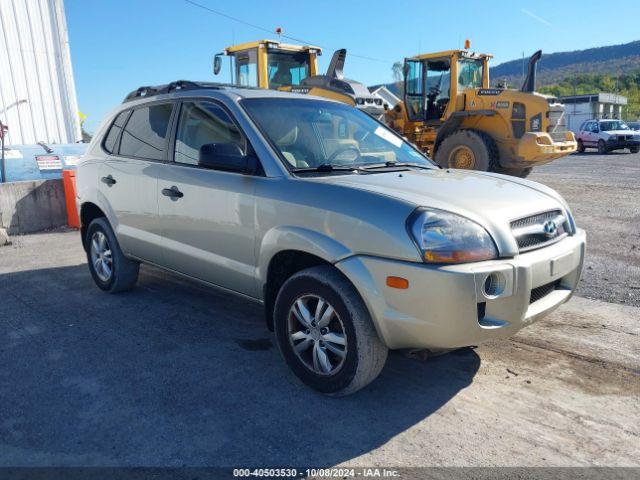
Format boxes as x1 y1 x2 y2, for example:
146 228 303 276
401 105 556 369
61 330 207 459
214 40 322 90
404 50 490 123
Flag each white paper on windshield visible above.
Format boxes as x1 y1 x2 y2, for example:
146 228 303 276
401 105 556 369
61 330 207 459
374 126 403 148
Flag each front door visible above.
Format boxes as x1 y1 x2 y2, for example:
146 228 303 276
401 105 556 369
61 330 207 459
157 100 258 297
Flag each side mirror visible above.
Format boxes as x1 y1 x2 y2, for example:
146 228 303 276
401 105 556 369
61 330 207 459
213 54 223 75
198 143 257 174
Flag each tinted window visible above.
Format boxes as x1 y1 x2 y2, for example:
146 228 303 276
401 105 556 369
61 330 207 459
119 103 173 160
174 101 244 166
103 110 129 154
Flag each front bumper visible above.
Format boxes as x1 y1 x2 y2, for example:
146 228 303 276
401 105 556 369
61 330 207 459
509 131 577 167
606 137 640 150
336 229 586 350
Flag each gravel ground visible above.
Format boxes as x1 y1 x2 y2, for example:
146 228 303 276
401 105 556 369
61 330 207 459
530 151 640 306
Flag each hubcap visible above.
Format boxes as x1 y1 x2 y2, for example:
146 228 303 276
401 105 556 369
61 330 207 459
449 145 476 169
90 231 113 282
287 294 347 376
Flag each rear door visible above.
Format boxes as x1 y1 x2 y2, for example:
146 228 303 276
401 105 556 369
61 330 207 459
156 99 259 297
99 102 175 264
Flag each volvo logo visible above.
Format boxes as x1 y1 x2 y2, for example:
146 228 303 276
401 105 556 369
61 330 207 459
542 220 558 238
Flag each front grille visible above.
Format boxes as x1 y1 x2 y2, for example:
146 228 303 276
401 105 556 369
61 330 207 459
547 104 568 142
529 280 560 304
511 210 568 252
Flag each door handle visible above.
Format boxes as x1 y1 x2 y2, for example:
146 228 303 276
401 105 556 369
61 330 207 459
101 175 116 186
161 186 184 199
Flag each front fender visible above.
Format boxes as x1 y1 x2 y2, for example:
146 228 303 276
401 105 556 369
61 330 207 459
256 226 354 286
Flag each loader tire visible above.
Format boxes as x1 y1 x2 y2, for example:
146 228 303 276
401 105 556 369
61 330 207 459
434 130 499 172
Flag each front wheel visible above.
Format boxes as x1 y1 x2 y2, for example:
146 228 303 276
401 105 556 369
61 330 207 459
434 130 498 172
273 265 388 396
630 146 639 154
577 139 585 153
597 140 608 154
85 217 139 293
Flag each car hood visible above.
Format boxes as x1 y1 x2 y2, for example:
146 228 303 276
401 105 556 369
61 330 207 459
603 130 637 135
314 168 568 253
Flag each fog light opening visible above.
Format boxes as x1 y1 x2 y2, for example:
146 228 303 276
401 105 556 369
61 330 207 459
483 272 506 298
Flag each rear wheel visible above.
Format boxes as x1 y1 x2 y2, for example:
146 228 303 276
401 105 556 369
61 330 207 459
597 140 607 154
577 139 585 153
630 146 639 154
434 130 498 172
273 265 388 396
86 217 139 293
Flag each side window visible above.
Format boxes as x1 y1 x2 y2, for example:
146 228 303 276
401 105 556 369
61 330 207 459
103 110 129 154
235 50 258 87
174 101 245 166
119 103 173 160
405 60 423 121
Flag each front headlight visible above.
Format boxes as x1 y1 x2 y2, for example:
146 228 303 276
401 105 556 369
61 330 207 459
408 208 498 263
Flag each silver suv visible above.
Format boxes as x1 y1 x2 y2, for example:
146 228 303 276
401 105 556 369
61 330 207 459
77 81 586 395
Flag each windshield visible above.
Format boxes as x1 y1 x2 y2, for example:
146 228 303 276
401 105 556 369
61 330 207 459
267 51 311 89
242 98 434 171
600 120 630 131
457 58 484 91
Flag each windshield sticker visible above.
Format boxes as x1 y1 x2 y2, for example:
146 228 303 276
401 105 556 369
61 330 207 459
374 126 403 148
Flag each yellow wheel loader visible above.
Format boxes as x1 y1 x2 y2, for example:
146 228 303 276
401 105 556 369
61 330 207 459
385 46 577 177
213 39 385 118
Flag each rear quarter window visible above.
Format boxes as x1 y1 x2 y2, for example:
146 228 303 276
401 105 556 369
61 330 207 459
118 103 174 160
102 110 130 154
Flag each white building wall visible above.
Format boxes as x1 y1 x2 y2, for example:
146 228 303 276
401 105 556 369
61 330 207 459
0 0 81 146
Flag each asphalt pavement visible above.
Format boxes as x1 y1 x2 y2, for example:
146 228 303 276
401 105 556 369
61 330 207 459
0 152 638 469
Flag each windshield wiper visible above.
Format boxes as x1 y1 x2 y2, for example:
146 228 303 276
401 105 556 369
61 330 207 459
360 161 433 170
292 164 360 174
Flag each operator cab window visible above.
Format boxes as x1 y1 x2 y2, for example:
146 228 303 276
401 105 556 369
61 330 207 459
267 50 310 88
235 49 258 87
457 58 483 92
174 101 246 166
118 103 173 160
405 60 423 121
425 59 451 121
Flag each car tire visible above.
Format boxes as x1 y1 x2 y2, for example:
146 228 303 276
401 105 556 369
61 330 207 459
273 265 388 396
577 139 585 153
434 130 498 172
630 146 639 154
85 217 139 293
597 140 607 154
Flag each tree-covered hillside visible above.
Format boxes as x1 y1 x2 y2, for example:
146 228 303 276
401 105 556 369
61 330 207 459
539 71 640 121
491 41 640 87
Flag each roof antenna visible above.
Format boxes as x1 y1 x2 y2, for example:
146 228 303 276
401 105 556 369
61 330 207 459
275 26 283 41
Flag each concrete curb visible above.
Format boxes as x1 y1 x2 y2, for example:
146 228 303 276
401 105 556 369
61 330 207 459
0 179 67 235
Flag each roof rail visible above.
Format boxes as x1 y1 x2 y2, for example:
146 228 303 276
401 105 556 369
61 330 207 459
122 80 230 103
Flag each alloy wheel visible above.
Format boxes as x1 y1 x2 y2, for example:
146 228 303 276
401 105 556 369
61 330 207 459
90 230 113 282
287 294 347 376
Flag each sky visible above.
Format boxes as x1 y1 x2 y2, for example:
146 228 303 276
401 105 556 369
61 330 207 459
65 0 640 133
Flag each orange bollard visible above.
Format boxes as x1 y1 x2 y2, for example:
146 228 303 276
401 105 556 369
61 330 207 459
62 169 80 228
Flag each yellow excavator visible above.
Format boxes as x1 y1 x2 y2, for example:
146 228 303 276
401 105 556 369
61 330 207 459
213 39 386 118
384 43 577 177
